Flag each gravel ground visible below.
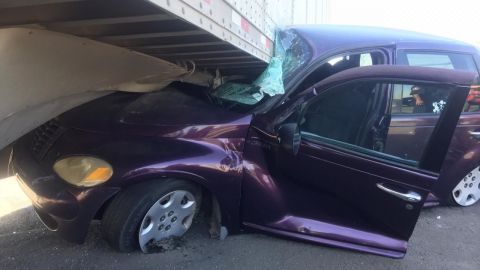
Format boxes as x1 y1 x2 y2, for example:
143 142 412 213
0 176 479 270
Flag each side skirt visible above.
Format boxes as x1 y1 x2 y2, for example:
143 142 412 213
243 222 406 258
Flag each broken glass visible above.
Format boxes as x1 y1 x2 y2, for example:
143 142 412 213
212 29 312 105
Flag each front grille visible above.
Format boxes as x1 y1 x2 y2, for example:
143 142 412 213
32 119 65 160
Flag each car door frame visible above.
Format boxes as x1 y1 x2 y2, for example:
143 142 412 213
241 65 475 258
392 46 480 203
255 45 394 117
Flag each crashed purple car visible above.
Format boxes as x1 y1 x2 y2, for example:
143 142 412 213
11 26 480 258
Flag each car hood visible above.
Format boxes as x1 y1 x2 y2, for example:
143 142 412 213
58 87 252 139
0 28 190 150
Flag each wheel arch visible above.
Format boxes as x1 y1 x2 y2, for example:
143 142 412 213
95 169 241 235
435 145 480 204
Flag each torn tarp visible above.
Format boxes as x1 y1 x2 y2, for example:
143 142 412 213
212 29 311 105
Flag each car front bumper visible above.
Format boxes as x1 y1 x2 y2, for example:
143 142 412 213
11 135 119 243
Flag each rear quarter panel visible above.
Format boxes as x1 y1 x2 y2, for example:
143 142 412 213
387 113 480 203
434 113 480 201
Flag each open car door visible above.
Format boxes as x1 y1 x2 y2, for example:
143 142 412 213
242 65 477 258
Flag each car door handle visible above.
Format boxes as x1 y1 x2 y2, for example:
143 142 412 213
376 183 422 203
468 131 480 139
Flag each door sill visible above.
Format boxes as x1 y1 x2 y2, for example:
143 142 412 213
243 222 406 258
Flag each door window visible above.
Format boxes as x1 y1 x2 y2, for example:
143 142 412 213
300 79 454 166
391 84 450 115
387 84 451 162
301 81 379 146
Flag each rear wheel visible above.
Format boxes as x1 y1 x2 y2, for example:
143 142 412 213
450 166 480 207
102 179 201 252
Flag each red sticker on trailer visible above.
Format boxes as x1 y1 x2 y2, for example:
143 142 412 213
260 35 271 49
241 18 250 32
203 0 212 4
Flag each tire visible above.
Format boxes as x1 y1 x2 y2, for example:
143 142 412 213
102 179 201 252
447 166 480 207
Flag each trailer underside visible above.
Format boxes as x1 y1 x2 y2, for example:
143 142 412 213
0 0 276 149
0 0 271 76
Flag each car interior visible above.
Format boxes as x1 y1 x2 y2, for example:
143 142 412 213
297 51 385 92
299 81 385 150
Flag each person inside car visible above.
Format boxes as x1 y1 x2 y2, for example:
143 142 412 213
411 85 433 113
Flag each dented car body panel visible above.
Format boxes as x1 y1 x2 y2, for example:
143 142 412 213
0 28 193 150
13 88 252 241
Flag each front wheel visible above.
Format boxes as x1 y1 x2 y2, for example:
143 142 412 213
102 179 201 252
449 166 480 207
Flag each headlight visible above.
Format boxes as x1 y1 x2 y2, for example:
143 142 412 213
53 156 113 187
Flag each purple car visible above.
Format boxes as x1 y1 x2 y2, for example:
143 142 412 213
11 26 480 258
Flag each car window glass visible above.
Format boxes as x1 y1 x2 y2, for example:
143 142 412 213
386 84 451 161
391 84 449 114
397 50 479 113
300 80 452 166
398 51 477 72
405 54 454 69
359 53 373 66
301 81 378 146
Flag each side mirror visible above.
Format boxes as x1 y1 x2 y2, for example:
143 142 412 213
277 123 301 155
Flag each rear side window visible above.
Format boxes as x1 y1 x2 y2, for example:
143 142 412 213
397 51 479 112
404 54 454 69
397 51 477 72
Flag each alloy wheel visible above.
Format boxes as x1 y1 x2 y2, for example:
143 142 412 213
452 166 480 206
138 190 196 252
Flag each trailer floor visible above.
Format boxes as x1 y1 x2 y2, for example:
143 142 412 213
0 176 479 270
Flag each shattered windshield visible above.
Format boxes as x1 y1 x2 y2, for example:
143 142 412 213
280 29 313 82
211 29 312 107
